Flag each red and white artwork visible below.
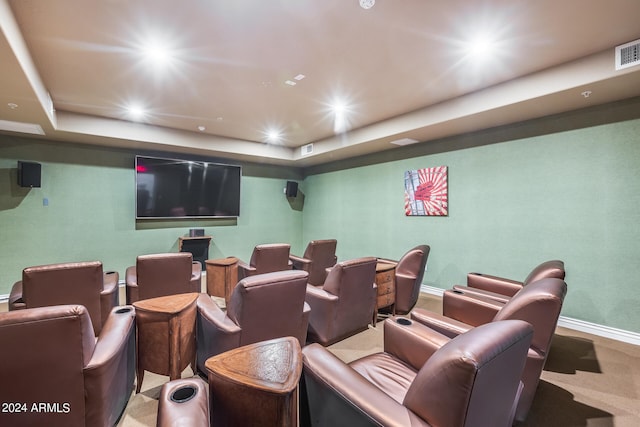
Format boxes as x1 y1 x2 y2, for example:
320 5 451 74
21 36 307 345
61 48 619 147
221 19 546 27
404 166 448 216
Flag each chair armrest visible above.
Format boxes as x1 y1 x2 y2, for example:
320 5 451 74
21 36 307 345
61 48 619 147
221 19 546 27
442 289 504 326
467 272 523 297
305 285 339 345
237 260 254 279
196 295 241 373
157 378 209 427
190 261 202 292
84 306 136 426
383 317 451 371
289 254 311 271
451 284 511 304
301 344 427 427
410 308 472 338
125 266 138 304
8 281 26 310
86 306 135 369
376 258 398 266
100 272 119 325
298 301 311 345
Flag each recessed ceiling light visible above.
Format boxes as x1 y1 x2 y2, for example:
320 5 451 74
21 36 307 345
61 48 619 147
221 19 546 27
390 137 420 146
198 125 206 132
7 103 18 109
294 74 306 81
126 105 147 121
265 128 283 142
285 80 297 86
359 0 375 9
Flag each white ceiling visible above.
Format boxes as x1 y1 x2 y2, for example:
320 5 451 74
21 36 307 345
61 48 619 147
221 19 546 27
1 0 640 167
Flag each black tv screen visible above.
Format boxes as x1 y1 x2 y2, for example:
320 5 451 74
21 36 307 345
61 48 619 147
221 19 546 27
135 155 241 219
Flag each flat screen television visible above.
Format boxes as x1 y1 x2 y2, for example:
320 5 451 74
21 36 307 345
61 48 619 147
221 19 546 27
135 155 241 219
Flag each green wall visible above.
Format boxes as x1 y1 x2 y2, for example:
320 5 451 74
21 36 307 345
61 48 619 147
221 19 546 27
0 138 304 295
301 113 640 333
2 99 639 334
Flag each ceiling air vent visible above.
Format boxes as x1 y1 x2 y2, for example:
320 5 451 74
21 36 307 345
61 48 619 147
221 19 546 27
301 143 313 156
615 39 640 70
0 119 45 135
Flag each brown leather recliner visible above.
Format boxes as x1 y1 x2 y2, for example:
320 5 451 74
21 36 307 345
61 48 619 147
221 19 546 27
195 270 310 374
8 261 119 335
290 239 338 286
125 252 201 304
237 243 293 279
0 304 136 427
411 277 567 422
305 256 377 346
300 318 533 427
378 245 430 314
452 259 565 303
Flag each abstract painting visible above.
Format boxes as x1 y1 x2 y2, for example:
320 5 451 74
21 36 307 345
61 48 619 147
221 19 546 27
404 166 448 216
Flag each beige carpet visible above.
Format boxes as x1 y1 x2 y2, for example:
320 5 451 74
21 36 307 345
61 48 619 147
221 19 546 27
116 293 640 426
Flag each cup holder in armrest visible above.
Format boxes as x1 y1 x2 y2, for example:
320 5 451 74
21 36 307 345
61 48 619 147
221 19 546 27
396 318 412 326
470 272 482 276
105 271 117 275
115 307 132 314
170 385 197 403
452 290 464 295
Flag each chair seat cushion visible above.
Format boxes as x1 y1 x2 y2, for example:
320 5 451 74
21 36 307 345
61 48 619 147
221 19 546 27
349 352 417 404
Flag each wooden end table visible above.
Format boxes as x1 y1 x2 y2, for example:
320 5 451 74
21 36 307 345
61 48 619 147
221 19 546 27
205 336 302 427
133 292 199 393
205 257 239 304
373 261 396 324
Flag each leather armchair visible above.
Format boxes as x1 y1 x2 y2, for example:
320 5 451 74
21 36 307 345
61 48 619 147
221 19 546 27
157 378 210 427
0 304 136 427
237 243 293 279
8 261 118 335
305 257 377 346
125 252 201 304
195 270 310 374
300 318 533 427
290 239 338 285
452 260 565 303
378 244 430 314
411 277 567 422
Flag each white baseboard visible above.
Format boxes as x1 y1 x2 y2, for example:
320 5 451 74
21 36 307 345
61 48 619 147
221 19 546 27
420 285 640 346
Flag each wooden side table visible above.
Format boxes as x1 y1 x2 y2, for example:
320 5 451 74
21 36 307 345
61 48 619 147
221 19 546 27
205 257 239 304
373 261 396 323
133 292 199 393
205 336 302 427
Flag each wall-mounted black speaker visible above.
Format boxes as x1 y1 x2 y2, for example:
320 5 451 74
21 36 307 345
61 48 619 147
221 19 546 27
286 181 298 198
17 161 41 188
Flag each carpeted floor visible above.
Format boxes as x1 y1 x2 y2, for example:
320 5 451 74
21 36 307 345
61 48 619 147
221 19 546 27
116 292 640 426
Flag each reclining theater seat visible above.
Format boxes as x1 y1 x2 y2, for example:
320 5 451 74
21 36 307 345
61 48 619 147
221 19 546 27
300 318 533 427
290 239 338 286
195 270 310 374
453 259 565 303
237 243 293 280
0 304 136 427
378 244 430 314
125 252 201 304
8 260 118 336
305 256 377 346
411 277 567 422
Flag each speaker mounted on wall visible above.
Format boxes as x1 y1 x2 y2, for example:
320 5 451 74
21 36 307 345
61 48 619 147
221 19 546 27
285 181 298 198
17 161 41 188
